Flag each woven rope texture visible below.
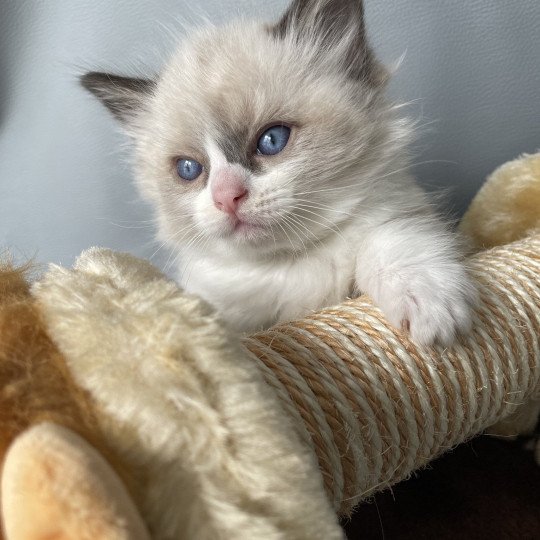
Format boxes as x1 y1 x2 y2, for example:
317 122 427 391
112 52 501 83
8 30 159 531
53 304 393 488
244 233 540 514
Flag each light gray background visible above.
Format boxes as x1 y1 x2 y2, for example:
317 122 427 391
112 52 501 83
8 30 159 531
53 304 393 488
1 1 539 269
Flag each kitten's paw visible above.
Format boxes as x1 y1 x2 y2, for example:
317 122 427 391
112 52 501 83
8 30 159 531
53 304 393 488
376 264 477 346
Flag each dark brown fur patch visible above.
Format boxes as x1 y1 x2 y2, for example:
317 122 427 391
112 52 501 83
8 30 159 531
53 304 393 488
271 0 387 86
216 124 263 172
80 72 155 124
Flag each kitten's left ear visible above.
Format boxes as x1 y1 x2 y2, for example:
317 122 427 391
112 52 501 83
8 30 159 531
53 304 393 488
80 71 155 132
272 0 387 86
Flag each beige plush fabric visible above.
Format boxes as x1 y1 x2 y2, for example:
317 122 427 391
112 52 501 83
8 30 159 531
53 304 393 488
2 423 150 540
461 152 540 249
33 248 343 540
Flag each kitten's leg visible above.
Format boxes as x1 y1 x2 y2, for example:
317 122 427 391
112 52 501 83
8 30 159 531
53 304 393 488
355 215 477 345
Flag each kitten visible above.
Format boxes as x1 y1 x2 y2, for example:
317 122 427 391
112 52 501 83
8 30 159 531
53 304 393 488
82 0 477 345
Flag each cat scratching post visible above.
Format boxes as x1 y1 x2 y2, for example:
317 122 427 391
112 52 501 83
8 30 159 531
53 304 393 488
244 233 540 514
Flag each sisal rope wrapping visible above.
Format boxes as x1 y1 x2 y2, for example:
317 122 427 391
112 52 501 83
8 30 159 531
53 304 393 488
243 233 540 515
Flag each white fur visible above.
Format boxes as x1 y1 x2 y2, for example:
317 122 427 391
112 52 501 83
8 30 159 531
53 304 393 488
183 195 476 345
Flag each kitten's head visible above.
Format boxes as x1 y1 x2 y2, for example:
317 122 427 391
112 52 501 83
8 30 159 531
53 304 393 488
82 0 408 257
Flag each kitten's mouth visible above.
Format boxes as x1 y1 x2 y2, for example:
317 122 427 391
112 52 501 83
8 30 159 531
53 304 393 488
231 217 266 236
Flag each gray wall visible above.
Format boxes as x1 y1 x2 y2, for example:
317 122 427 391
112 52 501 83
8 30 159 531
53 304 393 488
1 1 539 269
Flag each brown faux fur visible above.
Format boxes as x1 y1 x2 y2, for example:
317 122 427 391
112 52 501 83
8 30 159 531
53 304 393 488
0 263 140 538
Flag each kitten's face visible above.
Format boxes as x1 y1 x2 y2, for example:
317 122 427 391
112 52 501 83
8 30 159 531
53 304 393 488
84 0 404 256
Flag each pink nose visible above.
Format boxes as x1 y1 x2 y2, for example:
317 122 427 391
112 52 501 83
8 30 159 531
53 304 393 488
212 174 248 215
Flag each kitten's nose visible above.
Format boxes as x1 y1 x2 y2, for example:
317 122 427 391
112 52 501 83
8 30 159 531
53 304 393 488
212 175 248 215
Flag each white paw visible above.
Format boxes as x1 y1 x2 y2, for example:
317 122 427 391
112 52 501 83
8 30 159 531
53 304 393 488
374 263 477 346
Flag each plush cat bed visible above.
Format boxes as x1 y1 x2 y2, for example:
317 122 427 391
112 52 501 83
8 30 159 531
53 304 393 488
1 153 539 539
460 152 540 249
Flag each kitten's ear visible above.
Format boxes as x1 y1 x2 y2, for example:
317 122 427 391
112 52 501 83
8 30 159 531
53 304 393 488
272 0 387 86
80 71 155 130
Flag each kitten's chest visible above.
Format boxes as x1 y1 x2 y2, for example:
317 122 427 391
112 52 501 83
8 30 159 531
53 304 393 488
183 247 355 332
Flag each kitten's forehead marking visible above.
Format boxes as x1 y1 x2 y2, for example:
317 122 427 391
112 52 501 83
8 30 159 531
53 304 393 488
216 125 258 172
204 111 261 173
205 128 261 172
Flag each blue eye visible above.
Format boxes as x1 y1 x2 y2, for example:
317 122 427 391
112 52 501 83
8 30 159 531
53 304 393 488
176 158 203 181
256 125 291 156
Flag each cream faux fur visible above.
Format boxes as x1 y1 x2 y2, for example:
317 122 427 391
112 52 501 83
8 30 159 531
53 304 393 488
461 152 540 249
32 248 343 540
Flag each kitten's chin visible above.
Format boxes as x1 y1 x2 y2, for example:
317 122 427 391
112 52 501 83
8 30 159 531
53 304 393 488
229 218 270 243
206 215 299 254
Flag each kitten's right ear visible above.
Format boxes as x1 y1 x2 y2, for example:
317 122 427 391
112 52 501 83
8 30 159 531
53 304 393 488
80 71 155 129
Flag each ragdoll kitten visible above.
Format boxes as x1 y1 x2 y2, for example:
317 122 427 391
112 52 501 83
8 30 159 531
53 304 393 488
82 0 477 345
